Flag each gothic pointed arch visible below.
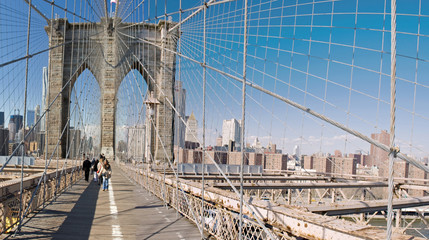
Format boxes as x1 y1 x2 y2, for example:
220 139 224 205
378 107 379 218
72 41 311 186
45 18 178 160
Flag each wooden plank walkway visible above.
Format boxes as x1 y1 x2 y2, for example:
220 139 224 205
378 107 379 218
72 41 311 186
4 164 202 240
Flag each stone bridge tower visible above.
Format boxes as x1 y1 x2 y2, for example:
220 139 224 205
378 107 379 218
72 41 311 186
45 18 178 161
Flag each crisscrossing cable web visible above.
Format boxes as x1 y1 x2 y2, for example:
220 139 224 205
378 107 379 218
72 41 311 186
1 0 429 239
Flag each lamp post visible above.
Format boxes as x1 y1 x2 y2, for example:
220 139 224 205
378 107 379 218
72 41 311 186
143 91 159 164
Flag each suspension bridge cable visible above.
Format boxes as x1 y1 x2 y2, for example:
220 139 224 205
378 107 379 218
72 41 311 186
118 32 278 240
115 31 205 234
239 1 248 238
201 3 207 237
387 0 397 238
14 48 100 234
17 0 33 232
118 28 429 175
123 21 367 181
0 26 99 171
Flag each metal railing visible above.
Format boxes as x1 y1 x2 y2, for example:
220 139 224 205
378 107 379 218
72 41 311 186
120 162 429 239
0 165 82 234
120 163 294 240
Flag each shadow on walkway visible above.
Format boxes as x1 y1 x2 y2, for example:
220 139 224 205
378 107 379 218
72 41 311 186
52 181 100 239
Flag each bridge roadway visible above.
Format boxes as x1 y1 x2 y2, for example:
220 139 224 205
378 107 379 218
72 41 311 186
4 164 202 240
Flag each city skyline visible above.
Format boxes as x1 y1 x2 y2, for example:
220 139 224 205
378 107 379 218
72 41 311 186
1 2 428 239
0 0 428 160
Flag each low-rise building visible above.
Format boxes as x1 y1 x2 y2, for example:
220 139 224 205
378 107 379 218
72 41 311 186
265 153 288 170
187 149 203 164
408 164 427 197
302 155 314 169
248 152 263 166
313 156 332 174
228 152 248 165
331 157 357 175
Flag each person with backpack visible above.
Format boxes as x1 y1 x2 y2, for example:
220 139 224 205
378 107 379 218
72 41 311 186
102 160 112 191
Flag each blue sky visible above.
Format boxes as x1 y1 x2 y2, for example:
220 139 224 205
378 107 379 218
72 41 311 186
0 0 428 159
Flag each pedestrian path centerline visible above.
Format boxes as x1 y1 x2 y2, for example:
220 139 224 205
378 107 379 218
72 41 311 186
109 180 123 240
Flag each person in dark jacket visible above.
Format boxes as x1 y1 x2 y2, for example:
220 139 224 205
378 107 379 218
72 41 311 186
82 154 91 182
90 158 95 175
93 159 99 182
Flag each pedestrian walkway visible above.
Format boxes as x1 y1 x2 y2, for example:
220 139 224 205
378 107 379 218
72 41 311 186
5 164 202 240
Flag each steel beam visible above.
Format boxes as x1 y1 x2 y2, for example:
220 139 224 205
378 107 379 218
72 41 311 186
178 175 332 181
0 166 78 199
399 184 429 191
212 182 388 190
132 166 418 240
0 169 45 173
308 196 429 216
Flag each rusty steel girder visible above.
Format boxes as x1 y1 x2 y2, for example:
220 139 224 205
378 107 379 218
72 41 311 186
122 163 421 240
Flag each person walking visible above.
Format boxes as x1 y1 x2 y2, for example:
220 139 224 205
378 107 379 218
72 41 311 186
82 154 91 182
90 158 95 175
97 157 105 186
102 160 112 191
93 158 99 182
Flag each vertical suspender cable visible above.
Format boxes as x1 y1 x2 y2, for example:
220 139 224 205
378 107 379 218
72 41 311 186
154 0 166 208
162 0 167 209
239 0 248 239
17 0 33 232
42 0 54 210
146 0 151 189
387 0 397 239
65 0 78 187
201 2 207 237
105 0 109 17
176 0 182 221
44 0 55 209
56 0 69 198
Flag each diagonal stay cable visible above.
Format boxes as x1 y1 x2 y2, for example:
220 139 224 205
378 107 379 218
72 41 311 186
146 116 204 237
119 30 429 175
0 30 103 69
0 48 97 172
114 33 205 235
14 55 97 234
38 0 95 22
22 0 50 23
119 33 277 239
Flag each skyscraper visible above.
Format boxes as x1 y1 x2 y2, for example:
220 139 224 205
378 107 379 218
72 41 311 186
0 111 4 127
221 118 242 148
8 122 16 142
41 67 48 132
68 127 81 159
9 111 23 139
370 130 390 176
127 125 145 161
34 105 41 132
216 136 222 146
185 112 198 143
174 81 186 148
0 128 8 156
27 110 35 127
293 145 300 157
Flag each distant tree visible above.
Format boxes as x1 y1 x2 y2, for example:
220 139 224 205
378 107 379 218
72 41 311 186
88 137 93 151
117 140 127 153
